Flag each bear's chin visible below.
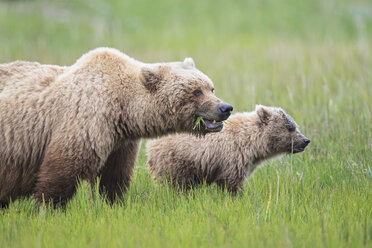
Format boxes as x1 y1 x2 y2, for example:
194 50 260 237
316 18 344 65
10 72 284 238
289 147 306 154
204 120 224 132
190 118 224 136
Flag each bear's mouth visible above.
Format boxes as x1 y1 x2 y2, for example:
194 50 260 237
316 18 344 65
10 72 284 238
194 114 226 133
292 147 305 153
203 119 224 132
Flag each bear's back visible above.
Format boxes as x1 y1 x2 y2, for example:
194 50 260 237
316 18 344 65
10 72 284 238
0 61 65 94
0 61 66 200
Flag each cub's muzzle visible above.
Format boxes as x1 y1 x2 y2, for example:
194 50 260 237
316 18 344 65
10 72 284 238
292 136 311 153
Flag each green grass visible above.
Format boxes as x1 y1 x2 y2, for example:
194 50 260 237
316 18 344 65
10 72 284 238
193 116 206 130
0 0 371 247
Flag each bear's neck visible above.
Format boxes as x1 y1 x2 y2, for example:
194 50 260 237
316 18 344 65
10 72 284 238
114 93 174 139
235 115 274 168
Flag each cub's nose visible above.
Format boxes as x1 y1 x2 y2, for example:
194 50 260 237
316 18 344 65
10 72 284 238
219 103 233 115
304 138 311 145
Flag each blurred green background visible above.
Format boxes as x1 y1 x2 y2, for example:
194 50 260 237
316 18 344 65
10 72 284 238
0 0 371 247
1 0 371 111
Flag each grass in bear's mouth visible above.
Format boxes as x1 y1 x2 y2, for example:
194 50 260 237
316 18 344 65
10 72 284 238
193 116 206 130
193 117 228 131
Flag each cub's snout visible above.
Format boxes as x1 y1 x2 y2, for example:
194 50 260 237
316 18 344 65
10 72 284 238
293 136 311 153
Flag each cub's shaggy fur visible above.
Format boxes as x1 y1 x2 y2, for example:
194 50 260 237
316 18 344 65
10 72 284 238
147 105 310 193
0 47 232 206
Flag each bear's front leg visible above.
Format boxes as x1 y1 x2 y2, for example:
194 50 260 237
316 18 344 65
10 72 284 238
99 139 141 203
1 200 9 208
34 137 101 206
216 179 244 195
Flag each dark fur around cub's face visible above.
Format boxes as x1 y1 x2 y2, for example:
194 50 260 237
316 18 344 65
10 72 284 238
141 58 233 135
256 105 310 154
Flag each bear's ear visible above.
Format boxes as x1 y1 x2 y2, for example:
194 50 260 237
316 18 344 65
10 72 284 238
255 105 272 124
183 57 195 68
141 66 164 93
279 108 288 119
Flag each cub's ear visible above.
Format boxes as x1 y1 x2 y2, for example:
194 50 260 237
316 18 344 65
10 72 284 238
255 105 272 124
141 66 164 93
183 57 195 67
279 108 288 119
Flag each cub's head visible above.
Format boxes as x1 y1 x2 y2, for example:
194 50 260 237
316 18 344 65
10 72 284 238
255 105 310 154
141 58 233 135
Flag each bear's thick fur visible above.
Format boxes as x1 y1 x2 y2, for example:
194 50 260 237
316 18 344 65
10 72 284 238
0 47 232 206
146 105 310 193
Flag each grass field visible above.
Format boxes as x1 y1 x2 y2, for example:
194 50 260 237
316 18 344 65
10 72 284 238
0 0 371 247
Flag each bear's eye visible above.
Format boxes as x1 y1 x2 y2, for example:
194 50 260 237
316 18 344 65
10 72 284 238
288 127 296 132
193 90 203 97
211 88 215 94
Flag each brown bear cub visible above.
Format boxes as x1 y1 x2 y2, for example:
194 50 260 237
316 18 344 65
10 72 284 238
0 47 233 206
146 105 310 193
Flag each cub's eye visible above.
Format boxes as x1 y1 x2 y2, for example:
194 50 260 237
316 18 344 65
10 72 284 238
211 88 215 94
288 127 296 132
193 90 203 97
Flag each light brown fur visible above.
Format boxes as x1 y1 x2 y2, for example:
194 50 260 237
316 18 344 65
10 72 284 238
0 47 232 206
147 105 310 193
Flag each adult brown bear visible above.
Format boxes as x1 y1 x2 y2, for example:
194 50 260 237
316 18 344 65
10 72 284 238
0 47 233 206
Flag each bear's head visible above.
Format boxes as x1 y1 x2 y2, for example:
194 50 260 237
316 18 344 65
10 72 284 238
255 105 310 154
141 58 233 135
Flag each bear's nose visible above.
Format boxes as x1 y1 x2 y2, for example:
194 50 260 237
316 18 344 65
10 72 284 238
304 138 311 145
219 103 233 114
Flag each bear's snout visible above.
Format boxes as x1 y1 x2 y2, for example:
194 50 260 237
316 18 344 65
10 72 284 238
218 103 233 120
291 136 310 153
303 138 311 145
